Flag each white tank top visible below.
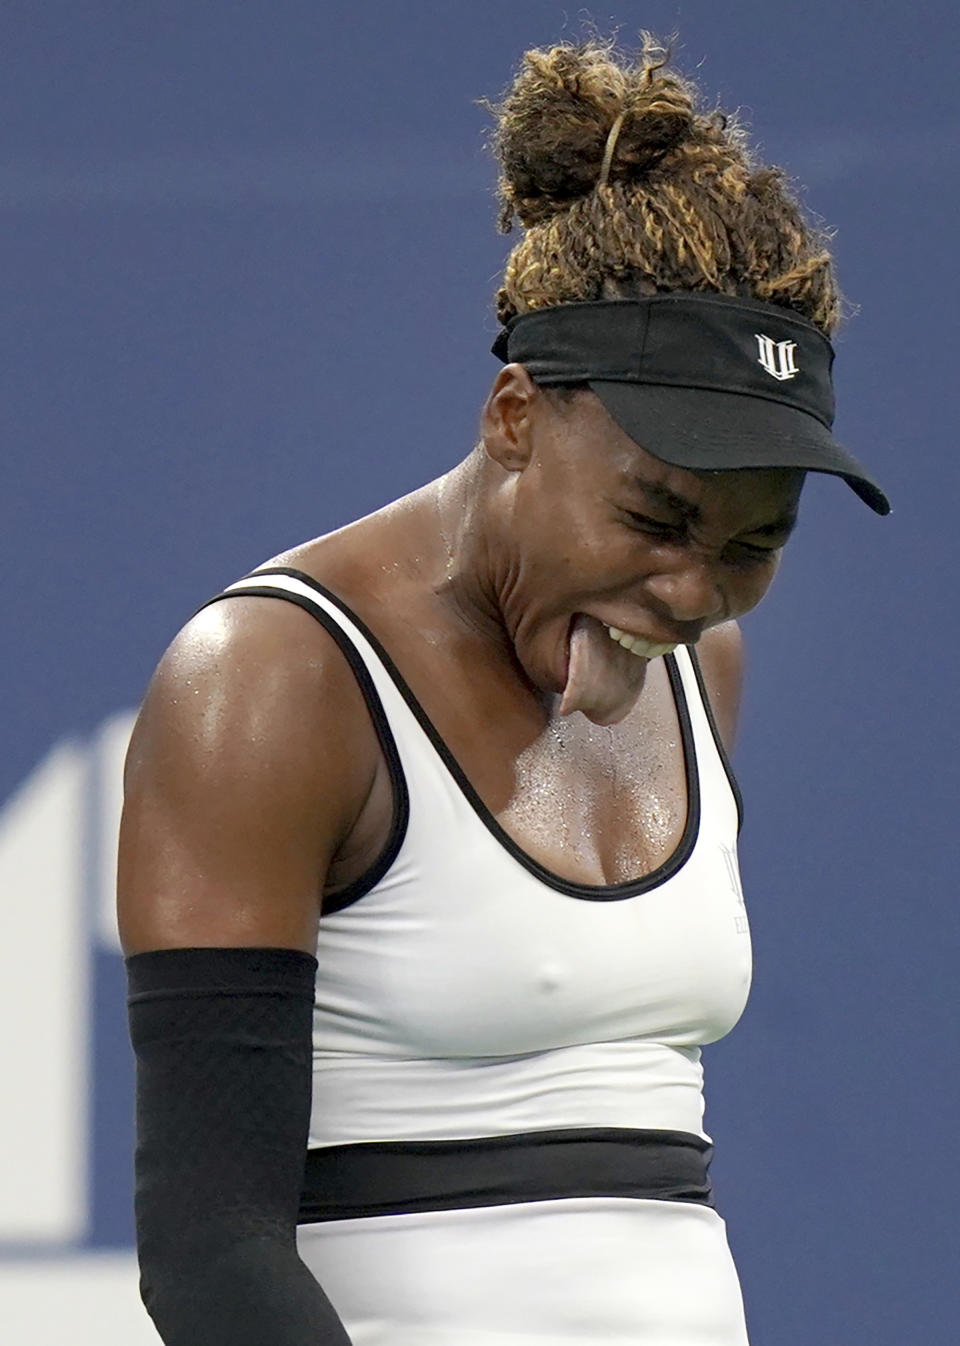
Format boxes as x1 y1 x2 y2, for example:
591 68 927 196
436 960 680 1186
222 567 752 1150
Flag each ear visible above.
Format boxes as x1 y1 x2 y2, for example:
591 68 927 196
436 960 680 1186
480 364 540 472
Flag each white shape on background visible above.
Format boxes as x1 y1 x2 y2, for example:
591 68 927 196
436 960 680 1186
0 742 89 1242
0 1254 160 1344
95 710 137 953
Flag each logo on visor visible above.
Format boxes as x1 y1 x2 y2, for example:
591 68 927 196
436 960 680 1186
755 333 799 381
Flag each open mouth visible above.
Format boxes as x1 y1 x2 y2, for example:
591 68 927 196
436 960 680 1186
602 624 677 660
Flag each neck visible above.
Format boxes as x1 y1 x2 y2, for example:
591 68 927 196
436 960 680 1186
429 450 518 661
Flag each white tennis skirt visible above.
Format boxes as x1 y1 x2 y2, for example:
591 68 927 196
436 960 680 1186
297 1196 750 1345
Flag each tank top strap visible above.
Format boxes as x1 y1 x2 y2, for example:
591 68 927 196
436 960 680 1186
205 566 498 913
671 644 743 837
213 567 446 777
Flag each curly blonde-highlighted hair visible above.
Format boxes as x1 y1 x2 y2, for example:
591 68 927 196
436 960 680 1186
489 37 841 335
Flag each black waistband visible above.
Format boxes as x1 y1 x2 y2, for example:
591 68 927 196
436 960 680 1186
298 1127 714 1223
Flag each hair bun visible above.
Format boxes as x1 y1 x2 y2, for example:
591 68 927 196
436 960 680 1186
490 40 698 230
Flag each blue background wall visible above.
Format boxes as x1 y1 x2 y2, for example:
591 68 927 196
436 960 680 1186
1 3 957 1342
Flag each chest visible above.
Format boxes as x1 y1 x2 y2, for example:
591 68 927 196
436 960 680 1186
392 643 691 888
317 641 751 1061
316 732 749 1060
498 689 688 889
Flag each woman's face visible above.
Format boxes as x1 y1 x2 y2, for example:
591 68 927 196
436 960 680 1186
479 371 804 725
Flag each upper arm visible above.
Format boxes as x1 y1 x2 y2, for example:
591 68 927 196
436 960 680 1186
693 619 744 754
117 596 382 956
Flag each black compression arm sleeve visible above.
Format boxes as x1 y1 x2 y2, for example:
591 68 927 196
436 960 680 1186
127 947 353 1346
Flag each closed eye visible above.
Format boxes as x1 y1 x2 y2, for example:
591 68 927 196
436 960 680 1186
625 509 792 560
733 539 780 556
723 538 784 569
625 511 684 540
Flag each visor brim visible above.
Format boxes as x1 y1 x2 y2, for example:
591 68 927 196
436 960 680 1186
589 379 891 516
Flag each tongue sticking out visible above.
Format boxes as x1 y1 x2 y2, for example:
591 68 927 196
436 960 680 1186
559 614 649 725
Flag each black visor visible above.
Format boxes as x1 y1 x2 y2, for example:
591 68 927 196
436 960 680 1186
492 294 889 515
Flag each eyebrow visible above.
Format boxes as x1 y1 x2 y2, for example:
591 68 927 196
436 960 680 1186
631 478 799 539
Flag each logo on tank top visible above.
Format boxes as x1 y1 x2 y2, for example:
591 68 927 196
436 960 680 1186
755 333 800 381
719 843 749 935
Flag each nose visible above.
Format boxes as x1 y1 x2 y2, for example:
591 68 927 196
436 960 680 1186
643 560 725 626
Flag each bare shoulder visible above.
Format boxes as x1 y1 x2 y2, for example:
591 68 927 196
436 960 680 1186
691 620 744 753
118 595 383 955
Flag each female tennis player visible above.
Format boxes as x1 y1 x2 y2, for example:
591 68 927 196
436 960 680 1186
118 37 888 1346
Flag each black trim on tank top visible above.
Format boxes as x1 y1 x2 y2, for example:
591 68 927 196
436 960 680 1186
686 646 744 834
197 587 410 915
298 1127 714 1222
244 566 702 903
